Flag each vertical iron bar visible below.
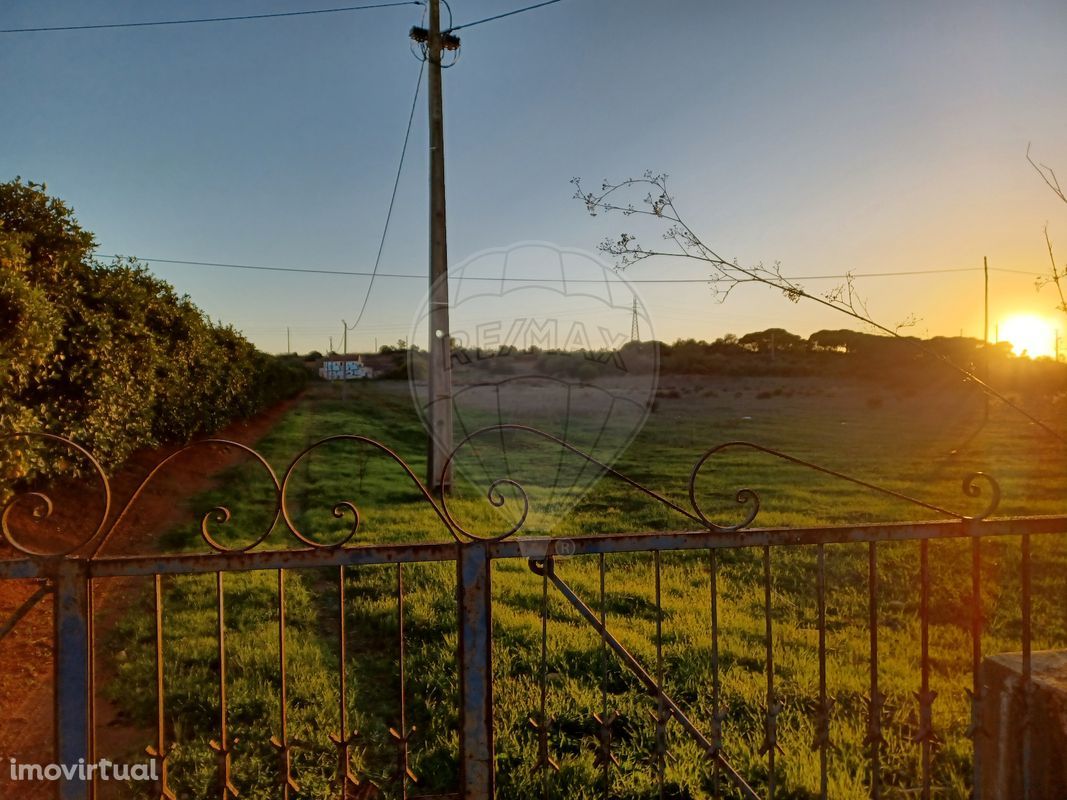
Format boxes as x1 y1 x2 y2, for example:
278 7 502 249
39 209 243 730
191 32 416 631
458 542 495 799
399 564 409 798
709 550 721 800
218 571 228 796
87 577 97 800
211 572 238 800
918 539 933 800
970 533 983 800
279 570 288 762
763 545 777 800
272 569 299 799
593 553 618 789
390 563 416 797
339 564 347 748
219 572 227 759
599 552 610 800
156 575 166 762
330 564 360 797
816 544 829 800
1021 533 1032 800
868 542 882 800
149 574 174 800
654 550 665 800
53 560 90 800
538 559 550 799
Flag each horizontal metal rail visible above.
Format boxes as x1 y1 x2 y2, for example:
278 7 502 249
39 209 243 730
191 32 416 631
1 515 1064 579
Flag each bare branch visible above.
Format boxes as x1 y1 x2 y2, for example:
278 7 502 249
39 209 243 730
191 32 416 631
1026 146 1067 317
574 171 1066 445
1027 143 1066 204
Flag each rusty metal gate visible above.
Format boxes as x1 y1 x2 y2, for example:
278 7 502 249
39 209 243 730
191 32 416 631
1 427 1065 799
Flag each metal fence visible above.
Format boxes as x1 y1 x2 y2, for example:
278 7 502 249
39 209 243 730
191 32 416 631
1 427 1064 800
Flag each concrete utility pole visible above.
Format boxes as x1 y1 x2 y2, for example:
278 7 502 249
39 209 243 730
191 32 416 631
425 0 453 492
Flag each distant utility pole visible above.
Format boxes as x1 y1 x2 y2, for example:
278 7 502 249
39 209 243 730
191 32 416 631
287 326 291 354
630 297 640 342
420 0 455 492
342 318 360 356
983 257 989 423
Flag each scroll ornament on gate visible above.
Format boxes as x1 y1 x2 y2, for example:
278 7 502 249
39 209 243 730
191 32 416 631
1 428 1003 559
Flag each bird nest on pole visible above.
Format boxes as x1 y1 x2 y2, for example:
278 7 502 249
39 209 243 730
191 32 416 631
409 26 461 50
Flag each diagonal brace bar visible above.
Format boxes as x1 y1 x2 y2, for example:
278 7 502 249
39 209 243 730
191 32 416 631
530 557 760 800
0 582 51 642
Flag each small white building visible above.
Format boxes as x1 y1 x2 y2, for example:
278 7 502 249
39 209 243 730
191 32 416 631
319 356 373 380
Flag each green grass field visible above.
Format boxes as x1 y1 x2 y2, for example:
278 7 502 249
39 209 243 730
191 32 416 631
100 373 1067 799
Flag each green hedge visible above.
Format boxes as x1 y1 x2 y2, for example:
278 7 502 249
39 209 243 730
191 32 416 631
0 178 306 486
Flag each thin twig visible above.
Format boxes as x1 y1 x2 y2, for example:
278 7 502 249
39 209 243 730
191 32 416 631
573 173 1066 445
1027 143 1066 204
1027 145 1067 315
1041 226 1067 314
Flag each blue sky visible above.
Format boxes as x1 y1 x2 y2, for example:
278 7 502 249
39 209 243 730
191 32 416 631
3 0 1066 355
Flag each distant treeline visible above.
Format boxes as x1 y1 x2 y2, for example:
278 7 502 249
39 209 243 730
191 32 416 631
654 328 1065 389
379 326 1066 392
0 179 306 485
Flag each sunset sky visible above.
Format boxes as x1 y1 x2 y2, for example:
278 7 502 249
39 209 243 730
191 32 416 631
2 0 1066 356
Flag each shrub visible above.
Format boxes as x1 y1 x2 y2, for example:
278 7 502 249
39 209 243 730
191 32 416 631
0 179 306 490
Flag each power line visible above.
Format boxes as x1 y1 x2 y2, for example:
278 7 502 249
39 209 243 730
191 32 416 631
96 254 418 279
348 59 425 333
96 253 1042 283
0 2 421 34
446 0 566 32
786 268 981 279
990 266 1055 277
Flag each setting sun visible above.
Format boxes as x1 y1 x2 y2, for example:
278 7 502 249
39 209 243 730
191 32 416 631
999 313 1057 358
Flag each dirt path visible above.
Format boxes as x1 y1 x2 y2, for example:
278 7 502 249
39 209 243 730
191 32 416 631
0 395 301 797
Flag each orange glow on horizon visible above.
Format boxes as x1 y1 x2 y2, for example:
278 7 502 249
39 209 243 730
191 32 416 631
998 314 1057 359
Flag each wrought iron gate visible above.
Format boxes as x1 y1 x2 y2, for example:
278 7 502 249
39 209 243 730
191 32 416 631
1 427 1064 799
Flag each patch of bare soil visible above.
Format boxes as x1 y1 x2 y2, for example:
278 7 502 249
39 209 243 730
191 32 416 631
0 395 301 798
